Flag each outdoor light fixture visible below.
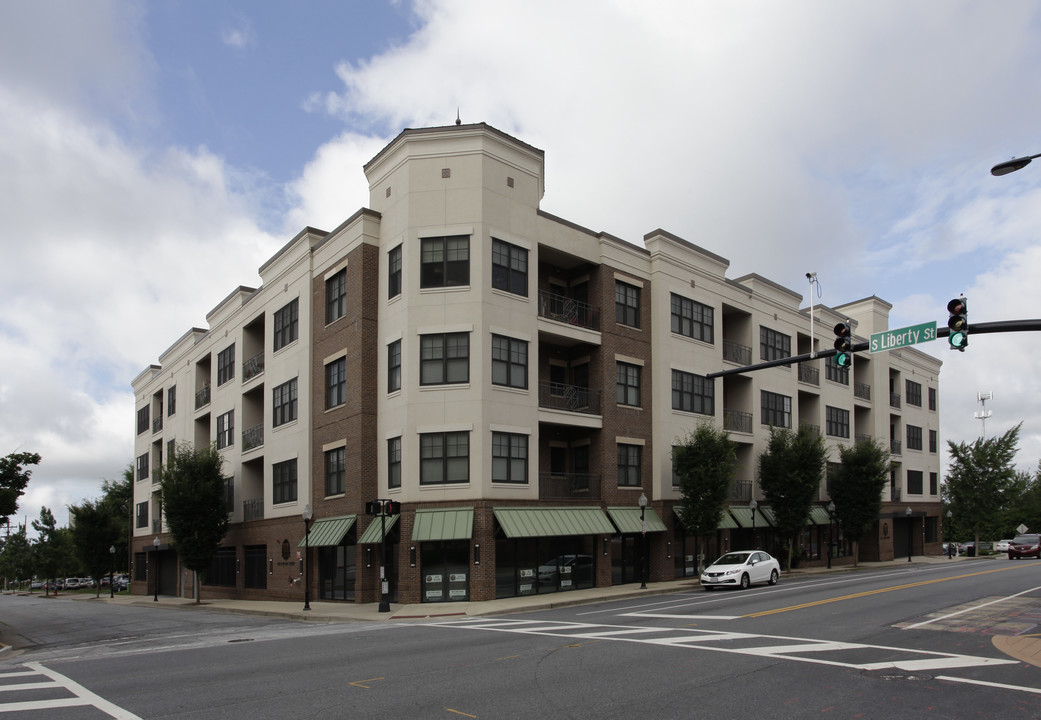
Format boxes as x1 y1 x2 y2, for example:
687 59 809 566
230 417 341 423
639 492 648 589
750 497 759 549
152 536 160 602
109 545 116 598
302 504 312 612
991 152 1041 176
826 502 836 570
906 506 913 563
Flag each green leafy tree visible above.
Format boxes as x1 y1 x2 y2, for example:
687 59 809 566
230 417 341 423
829 438 891 566
98 465 133 573
758 425 827 571
674 423 738 573
0 524 33 589
33 507 73 595
1 452 41 523
1006 463 1041 537
159 442 229 603
946 423 1022 548
70 499 121 597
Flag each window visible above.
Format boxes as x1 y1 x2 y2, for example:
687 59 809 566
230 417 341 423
615 281 641 328
826 406 850 438
929 429 937 453
420 235 469 288
204 547 236 587
617 444 642 487
906 380 922 407
420 431 469 485
136 453 149 481
492 432 528 484
326 269 347 323
671 370 714 415
224 478 234 513
906 424 923 451
670 294 713 343
274 298 299 352
167 386 176 416
326 358 346 408
760 327 790 362
274 378 298 426
491 238 528 296
761 391 792 428
825 356 850 385
273 459 298 504
166 440 175 467
928 387 937 411
325 447 345 496
137 406 149 435
388 437 402 489
135 501 148 529
388 245 402 298
930 472 938 495
907 470 924 495
217 344 235 385
388 340 401 393
217 410 234 449
672 445 683 487
491 335 527 389
420 333 469 385
616 362 641 407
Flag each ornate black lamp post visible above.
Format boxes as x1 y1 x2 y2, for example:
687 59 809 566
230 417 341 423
302 504 312 611
109 545 115 598
152 535 160 601
826 501 835 569
638 493 648 589
947 510 953 559
906 506 913 562
749 497 758 549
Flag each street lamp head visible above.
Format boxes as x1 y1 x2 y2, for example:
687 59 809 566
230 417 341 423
749 497 758 510
905 506 913 517
302 504 313 521
947 510 952 518
109 545 115 554
153 536 159 548
991 153 1041 177
638 492 647 508
827 501 835 513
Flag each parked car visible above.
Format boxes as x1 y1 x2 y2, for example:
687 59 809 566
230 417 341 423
30 580 42 590
700 550 780 590
63 577 82 590
1009 534 1041 559
995 539 1013 553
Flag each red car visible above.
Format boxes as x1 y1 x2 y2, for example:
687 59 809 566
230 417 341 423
1008 534 1041 559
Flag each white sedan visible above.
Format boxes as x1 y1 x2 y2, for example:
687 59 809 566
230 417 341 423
995 539 1012 553
700 551 780 590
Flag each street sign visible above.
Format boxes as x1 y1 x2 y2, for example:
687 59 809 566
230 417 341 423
869 321 937 354
1018 524 1028 534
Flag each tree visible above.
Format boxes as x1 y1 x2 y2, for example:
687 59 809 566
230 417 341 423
159 442 230 603
758 425 827 571
674 423 738 573
0 523 33 589
945 423 1022 548
98 465 133 573
70 499 121 597
33 507 73 595
829 438 891 566
0 452 41 523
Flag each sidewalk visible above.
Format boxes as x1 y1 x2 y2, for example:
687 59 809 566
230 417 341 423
54 553 983 623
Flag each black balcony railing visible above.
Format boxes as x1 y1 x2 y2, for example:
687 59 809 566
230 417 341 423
723 409 753 434
152 416 163 434
243 498 264 522
722 340 752 366
537 382 602 415
891 486 901 501
891 440 902 455
890 393 901 409
798 364 819 386
243 352 265 382
539 472 602 500
537 290 600 331
854 382 871 401
151 519 161 533
800 422 821 436
728 480 752 502
195 385 211 410
242 424 264 451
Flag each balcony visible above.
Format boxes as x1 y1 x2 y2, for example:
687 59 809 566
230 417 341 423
723 409 753 434
195 385 211 410
728 480 752 502
890 393 901 409
722 340 752 366
854 382 871 401
152 417 163 434
891 440 902 455
539 472 601 500
242 424 264 452
798 364 819 386
891 486 901 501
855 434 873 444
537 290 600 331
151 519 161 533
243 352 265 382
800 423 821 436
243 498 264 522
537 382 602 415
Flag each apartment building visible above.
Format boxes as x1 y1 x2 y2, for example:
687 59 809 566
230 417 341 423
131 122 943 605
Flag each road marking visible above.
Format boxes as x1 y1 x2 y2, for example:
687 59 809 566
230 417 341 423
936 675 1041 695
902 585 1041 630
348 677 385 688
433 618 1017 673
445 708 477 717
1 663 144 719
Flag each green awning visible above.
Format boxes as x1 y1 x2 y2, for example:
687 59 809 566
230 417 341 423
494 507 615 538
809 506 833 525
729 506 770 529
358 514 400 544
298 515 356 547
412 507 473 542
759 506 779 526
717 511 739 530
607 506 667 534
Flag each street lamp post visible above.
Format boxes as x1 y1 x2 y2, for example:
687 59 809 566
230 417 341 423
302 504 312 611
109 545 115 599
749 497 758 549
991 152 1041 176
826 501 835 569
152 536 160 601
947 510 953 559
906 506 913 562
638 493 648 589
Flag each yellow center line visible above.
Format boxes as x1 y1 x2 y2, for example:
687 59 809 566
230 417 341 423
348 677 385 688
445 709 477 718
744 564 1032 618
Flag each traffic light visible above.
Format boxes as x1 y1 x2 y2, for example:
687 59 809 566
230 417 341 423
947 296 968 351
365 501 378 516
384 500 401 515
833 320 852 367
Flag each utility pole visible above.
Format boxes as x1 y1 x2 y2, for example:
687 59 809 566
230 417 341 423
975 392 993 438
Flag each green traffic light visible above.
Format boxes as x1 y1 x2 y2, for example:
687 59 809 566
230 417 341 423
948 330 967 350
835 352 852 367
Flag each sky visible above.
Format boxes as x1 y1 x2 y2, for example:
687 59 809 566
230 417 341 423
2 0 1041 531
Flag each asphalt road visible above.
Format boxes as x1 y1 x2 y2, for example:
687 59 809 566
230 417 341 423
4 557 1041 719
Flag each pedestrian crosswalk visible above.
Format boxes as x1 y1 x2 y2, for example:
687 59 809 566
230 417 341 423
0 662 142 718
434 617 1019 673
